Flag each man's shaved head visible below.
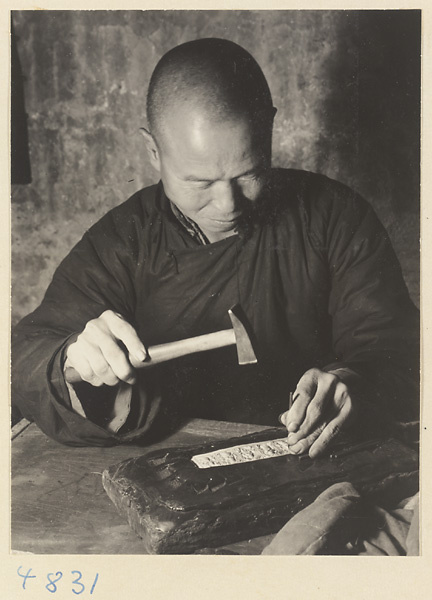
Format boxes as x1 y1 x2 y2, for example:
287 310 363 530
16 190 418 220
146 38 274 143
142 39 276 243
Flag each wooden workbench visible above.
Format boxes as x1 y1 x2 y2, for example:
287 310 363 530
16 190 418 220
11 419 276 554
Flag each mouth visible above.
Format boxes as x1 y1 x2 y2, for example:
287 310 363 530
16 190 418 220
211 219 237 224
208 213 242 225
207 219 240 232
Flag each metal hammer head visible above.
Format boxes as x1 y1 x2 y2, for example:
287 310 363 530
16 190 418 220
228 307 257 365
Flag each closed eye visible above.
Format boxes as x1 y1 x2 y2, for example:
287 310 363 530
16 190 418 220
238 174 258 181
189 180 213 189
237 170 263 183
239 165 267 179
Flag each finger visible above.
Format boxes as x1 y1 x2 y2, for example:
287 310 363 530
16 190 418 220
288 421 328 455
82 315 142 375
78 338 121 386
287 372 337 444
278 393 302 427
101 311 147 365
68 336 134 387
278 410 289 427
308 397 353 458
283 395 308 433
87 353 122 386
285 370 320 433
66 349 104 387
98 336 136 384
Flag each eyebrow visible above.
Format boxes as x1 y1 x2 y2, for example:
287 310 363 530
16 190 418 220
184 167 262 183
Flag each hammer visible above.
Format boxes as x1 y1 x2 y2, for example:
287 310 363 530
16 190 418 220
64 306 257 384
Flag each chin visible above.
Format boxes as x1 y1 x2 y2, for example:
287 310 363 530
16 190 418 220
213 223 238 232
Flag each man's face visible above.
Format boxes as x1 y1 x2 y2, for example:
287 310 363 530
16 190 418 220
151 107 272 243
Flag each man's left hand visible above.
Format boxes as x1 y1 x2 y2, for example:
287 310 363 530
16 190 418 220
279 368 357 458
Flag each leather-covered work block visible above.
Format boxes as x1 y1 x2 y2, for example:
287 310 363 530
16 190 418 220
102 428 418 554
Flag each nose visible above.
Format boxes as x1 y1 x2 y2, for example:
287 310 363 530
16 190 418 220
212 181 240 214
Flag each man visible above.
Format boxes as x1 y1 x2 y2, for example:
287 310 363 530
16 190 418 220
12 38 419 454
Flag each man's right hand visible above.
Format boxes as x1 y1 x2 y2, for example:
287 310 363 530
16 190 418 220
64 310 147 387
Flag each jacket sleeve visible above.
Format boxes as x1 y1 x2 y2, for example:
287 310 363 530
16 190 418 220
11 200 161 446
312 180 419 422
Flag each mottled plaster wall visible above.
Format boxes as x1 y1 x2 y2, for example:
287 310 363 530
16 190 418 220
11 10 420 325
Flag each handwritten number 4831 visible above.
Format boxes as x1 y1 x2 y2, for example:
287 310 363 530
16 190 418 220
17 567 99 595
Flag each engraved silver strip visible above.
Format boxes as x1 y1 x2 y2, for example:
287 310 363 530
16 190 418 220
191 437 294 469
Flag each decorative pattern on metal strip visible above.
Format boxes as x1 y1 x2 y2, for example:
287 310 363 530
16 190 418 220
191 437 295 469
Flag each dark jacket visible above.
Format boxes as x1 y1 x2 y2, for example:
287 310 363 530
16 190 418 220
12 169 419 446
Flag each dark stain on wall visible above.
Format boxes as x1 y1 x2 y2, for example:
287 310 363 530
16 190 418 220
11 10 421 325
11 20 31 184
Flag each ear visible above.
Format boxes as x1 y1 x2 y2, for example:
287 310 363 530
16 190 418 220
139 128 161 172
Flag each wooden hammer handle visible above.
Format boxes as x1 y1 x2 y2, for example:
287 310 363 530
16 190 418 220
147 329 235 364
64 328 236 384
